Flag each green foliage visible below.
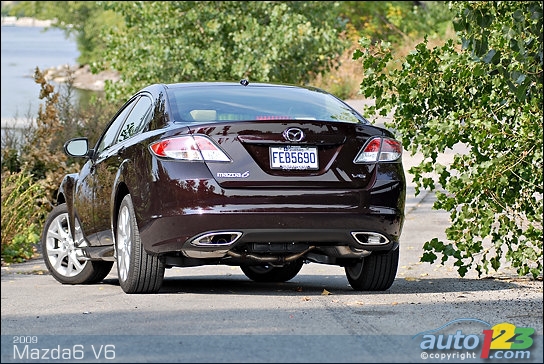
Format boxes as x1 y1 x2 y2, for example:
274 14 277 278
1 172 42 263
354 1 543 279
1 225 41 264
10 1 455 101
1 69 115 264
95 1 348 100
1 70 76 263
337 1 454 43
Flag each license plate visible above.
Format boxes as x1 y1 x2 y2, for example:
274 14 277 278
269 146 318 170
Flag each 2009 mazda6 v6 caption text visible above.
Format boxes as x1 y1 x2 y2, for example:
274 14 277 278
42 80 406 294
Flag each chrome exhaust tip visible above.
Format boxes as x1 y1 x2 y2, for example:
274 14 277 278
351 232 389 246
190 231 243 247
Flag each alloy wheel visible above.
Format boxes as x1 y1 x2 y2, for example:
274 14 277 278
44 212 87 277
116 204 132 283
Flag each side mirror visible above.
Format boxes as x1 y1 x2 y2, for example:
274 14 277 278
64 138 90 158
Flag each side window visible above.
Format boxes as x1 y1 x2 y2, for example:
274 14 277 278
117 96 153 143
96 98 138 154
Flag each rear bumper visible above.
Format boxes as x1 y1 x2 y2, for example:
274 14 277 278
139 209 404 257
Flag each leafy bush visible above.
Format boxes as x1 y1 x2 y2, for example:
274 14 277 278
2 225 41 264
354 1 542 278
1 172 43 263
1 68 115 263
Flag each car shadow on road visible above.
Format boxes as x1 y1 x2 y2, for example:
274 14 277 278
99 274 529 296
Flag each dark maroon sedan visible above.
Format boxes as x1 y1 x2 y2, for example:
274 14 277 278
42 81 405 294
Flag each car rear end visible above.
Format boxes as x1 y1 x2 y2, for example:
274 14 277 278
139 82 405 269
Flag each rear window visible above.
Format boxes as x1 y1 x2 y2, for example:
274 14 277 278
166 84 366 124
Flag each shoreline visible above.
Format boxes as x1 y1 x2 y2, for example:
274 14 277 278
1 16 53 27
43 64 120 92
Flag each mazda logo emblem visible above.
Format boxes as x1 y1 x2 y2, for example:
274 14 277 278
283 127 305 142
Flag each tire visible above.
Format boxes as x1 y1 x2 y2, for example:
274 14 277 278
241 259 304 283
345 247 399 291
42 203 113 284
116 194 165 293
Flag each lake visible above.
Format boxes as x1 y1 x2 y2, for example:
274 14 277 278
1 25 79 122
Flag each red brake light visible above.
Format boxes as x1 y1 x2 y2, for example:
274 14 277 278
379 138 403 161
150 135 231 162
255 116 290 120
354 137 402 163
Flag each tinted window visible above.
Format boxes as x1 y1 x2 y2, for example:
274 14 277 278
166 85 365 124
117 96 153 143
96 99 137 154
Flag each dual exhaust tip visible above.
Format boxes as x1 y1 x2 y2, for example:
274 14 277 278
190 232 243 247
351 232 389 246
190 231 389 247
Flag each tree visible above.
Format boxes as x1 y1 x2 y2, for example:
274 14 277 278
354 1 543 278
96 1 348 100
7 1 454 101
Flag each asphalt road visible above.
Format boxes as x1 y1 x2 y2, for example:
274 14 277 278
1 100 542 363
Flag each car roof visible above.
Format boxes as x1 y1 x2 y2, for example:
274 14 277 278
161 81 316 91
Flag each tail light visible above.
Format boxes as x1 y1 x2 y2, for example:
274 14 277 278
354 137 402 163
150 135 231 162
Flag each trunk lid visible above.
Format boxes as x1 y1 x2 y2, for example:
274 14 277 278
189 120 385 189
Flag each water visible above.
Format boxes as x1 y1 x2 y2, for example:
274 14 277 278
1 25 79 122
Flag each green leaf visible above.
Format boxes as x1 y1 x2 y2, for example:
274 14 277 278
482 49 500 64
490 257 501 271
421 252 438 264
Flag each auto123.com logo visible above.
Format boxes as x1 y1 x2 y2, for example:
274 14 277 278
413 318 536 360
